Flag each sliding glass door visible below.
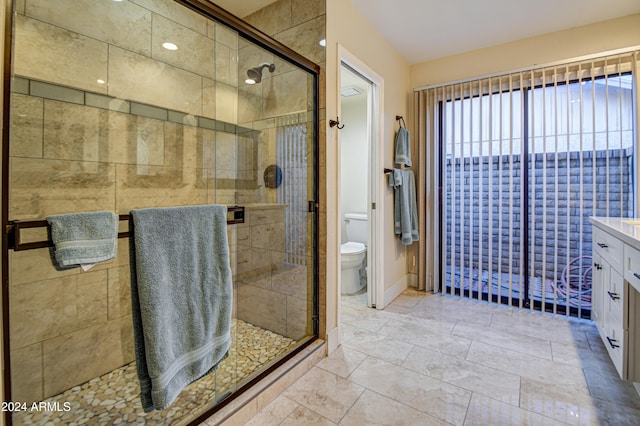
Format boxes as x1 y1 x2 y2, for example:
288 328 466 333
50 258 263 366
438 54 636 318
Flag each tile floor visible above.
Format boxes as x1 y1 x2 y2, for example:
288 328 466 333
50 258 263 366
13 320 296 425
243 288 640 425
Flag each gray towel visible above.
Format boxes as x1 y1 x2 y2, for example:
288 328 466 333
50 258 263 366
394 127 412 167
129 205 232 412
389 169 419 245
46 211 118 269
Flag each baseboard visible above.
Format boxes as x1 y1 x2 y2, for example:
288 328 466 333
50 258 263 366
203 340 326 425
407 273 417 288
381 275 409 308
326 326 340 354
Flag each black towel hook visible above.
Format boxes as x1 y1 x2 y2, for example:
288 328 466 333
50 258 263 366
396 115 406 128
329 117 345 129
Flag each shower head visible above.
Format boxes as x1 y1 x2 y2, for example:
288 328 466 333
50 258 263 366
245 62 275 84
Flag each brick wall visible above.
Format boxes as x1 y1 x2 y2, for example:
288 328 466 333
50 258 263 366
445 148 633 281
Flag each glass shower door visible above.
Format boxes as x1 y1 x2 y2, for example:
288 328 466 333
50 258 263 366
4 0 318 424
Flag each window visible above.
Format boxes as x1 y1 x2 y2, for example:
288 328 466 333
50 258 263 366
419 53 638 318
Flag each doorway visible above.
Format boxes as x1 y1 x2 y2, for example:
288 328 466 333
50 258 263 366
337 50 383 316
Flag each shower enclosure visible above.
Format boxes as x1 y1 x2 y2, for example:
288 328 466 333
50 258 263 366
2 0 318 424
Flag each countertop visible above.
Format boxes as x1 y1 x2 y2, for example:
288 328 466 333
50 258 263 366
590 216 640 251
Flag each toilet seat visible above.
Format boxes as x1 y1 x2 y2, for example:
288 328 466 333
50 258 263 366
341 241 365 255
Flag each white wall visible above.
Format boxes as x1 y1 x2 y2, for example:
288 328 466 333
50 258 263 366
340 95 368 243
411 13 640 89
325 0 411 348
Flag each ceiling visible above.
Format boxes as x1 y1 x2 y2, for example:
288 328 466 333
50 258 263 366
215 0 640 65
350 0 640 64
340 65 368 100
213 0 276 19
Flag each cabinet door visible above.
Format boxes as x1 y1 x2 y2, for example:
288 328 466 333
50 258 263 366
592 252 606 332
624 243 640 293
604 267 626 378
593 227 624 272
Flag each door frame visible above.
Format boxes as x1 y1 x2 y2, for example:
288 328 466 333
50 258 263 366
336 45 385 341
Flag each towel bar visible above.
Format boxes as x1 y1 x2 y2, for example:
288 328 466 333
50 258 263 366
6 206 245 251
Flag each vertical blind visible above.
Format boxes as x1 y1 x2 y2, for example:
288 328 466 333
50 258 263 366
416 51 639 317
277 116 308 266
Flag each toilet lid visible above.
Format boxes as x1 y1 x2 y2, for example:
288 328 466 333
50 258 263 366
341 242 365 254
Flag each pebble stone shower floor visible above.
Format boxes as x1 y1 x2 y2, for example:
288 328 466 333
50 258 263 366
13 320 297 425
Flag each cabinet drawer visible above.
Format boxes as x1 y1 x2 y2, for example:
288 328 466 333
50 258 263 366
593 227 623 272
624 243 640 293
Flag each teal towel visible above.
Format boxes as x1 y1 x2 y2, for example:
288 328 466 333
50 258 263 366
394 127 412 167
46 211 118 269
129 205 232 412
389 169 419 245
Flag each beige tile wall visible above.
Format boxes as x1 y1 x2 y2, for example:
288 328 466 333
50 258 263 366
235 205 311 340
13 14 109 94
228 0 327 345
9 0 228 404
131 0 208 36
25 0 153 56
9 242 132 402
15 1 236 119
10 156 117 220
244 0 327 339
9 93 43 158
108 46 205 116
151 14 215 79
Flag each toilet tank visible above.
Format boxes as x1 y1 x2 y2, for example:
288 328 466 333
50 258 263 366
344 213 368 244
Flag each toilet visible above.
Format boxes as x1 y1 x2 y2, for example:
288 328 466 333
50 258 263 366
340 213 368 295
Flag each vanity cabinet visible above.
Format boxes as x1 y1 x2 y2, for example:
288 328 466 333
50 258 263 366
592 226 627 378
591 221 640 382
623 243 640 381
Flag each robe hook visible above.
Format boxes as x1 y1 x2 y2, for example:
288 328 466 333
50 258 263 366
329 117 344 129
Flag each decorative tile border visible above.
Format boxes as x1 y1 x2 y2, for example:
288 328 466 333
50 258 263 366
11 76 247 135
11 76 314 136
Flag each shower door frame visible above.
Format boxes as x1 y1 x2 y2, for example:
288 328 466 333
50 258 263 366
0 0 321 424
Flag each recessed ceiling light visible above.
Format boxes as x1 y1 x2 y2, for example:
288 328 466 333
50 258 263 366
319 39 326 47
97 79 106 84
162 42 178 51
